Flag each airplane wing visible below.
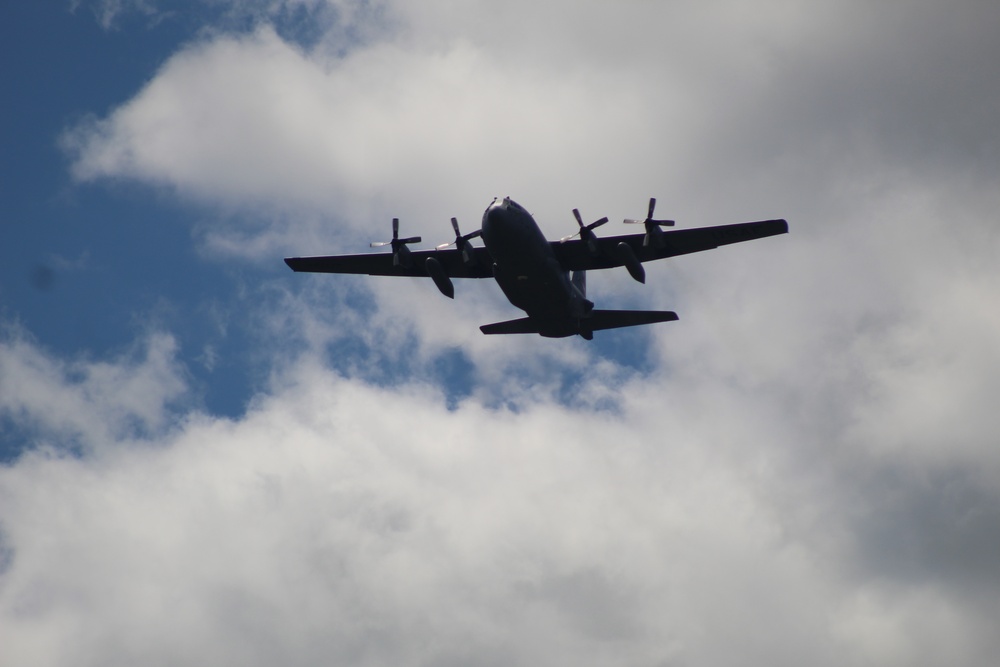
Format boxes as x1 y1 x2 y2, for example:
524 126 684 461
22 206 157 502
284 246 494 278
551 219 788 272
285 219 786 276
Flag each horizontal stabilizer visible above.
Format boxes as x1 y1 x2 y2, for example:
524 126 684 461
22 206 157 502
480 310 678 337
479 317 543 335
588 309 679 331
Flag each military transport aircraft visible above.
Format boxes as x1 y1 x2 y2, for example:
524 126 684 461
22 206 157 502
284 197 788 339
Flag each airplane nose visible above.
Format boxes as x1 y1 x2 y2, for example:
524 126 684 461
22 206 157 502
484 197 504 218
482 198 510 240
484 202 503 226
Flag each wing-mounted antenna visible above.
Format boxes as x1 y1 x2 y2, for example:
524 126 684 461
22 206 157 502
560 208 609 256
436 217 482 267
624 197 675 248
371 218 422 268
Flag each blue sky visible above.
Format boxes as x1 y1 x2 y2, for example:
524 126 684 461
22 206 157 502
1 2 365 424
3 2 1000 665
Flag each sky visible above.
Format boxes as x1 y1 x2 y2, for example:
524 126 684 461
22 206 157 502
2 0 999 664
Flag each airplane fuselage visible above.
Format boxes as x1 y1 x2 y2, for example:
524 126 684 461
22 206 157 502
481 197 590 332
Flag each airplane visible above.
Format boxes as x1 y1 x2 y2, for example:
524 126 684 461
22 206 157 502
284 197 788 339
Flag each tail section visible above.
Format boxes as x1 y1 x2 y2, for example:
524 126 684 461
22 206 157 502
480 309 678 339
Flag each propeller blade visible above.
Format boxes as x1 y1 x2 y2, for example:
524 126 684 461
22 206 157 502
562 209 607 255
572 209 609 231
564 209 609 243
372 217 421 248
436 217 482 249
624 198 675 226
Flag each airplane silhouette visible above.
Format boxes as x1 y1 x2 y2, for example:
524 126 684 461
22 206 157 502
285 197 787 339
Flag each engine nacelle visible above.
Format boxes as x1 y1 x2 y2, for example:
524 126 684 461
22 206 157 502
617 242 646 284
425 256 455 298
393 243 413 269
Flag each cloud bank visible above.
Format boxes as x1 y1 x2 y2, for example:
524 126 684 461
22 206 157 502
5 330 997 666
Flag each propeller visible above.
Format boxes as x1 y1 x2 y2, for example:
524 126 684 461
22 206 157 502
560 208 609 256
623 197 675 248
436 217 482 265
371 218 422 268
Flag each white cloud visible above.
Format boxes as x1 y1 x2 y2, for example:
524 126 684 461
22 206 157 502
0 328 187 451
62 0 1000 261
3 322 999 665
63 23 663 234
